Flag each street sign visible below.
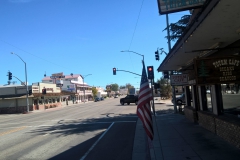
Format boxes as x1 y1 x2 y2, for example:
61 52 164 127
170 74 188 86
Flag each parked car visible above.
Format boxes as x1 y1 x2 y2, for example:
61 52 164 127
172 93 192 105
114 95 118 98
95 97 100 102
100 97 104 100
226 90 236 94
120 95 138 105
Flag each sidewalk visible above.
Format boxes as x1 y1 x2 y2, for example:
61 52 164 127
132 99 240 160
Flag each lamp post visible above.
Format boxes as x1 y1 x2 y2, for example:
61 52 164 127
11 52 29 113
121 50 156 115
82 74 92 103
121 50 144 61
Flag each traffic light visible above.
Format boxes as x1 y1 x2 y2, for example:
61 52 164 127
147 66 154 79
113 68 116 75
42 88 46 94
8 72 12 80
163 71 169 79
155 50 159 61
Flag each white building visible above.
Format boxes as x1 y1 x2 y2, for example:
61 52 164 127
42 73 93 103
119 88 128 95
95 87 107 98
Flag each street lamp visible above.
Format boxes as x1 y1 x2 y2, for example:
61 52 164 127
11 52 29 113
121 50 144 61
121 50 156 115
82 74 92 103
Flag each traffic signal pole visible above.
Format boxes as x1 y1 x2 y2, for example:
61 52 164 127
150 79 156 116
114 69 141 76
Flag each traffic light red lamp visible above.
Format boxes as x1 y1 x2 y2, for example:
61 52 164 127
147 66 154 79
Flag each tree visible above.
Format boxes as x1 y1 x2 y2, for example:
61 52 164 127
92 87 98 98
111 83 119 91
156 77 172 99
126 83 134 94
120 85 126 89
163 15 191 42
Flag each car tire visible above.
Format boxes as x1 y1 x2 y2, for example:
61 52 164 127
121 101 124 105
177 100 182 105
135 101 138 105
127 103 130 105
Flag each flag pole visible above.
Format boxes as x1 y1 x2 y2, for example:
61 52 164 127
151 79 156 116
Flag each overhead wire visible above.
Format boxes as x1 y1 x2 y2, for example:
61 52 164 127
1 39 72 71
128 0 145 50
126 0 145 72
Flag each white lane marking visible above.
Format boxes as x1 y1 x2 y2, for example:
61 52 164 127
80 122 115 160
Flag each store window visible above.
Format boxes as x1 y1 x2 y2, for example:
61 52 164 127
57 98 60 102
45 99 48 104
52 99 55 103
221 83 240 116
206 85 212 112
39 99 43 105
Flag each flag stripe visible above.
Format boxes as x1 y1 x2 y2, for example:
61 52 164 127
136 61 154 140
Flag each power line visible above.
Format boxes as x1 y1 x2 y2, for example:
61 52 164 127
128 0 145 50
1 39 72 70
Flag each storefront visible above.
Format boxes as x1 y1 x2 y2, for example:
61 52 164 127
29 82 62 110
157 0 240 149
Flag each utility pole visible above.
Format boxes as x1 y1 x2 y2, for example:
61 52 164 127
166 14 177 113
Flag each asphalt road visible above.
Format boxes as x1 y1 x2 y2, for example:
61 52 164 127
0 97 138 160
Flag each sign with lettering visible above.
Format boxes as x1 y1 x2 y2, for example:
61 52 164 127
170 74 189 86
50 76 65 79
50 72 65 79
56 84 63 87
157 0 206 14
194 56 240 85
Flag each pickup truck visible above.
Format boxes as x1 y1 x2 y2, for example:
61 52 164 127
120 95 138 105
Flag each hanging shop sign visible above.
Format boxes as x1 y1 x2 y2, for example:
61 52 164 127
170 74 189 86
157 0 206 15
194 56 240 85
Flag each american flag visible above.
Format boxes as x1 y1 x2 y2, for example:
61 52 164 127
137 61 154 140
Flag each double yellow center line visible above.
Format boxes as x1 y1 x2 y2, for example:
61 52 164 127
0 126 26 136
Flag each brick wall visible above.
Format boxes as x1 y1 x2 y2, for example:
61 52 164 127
196 111 240 149
215 116 240 149
184 106 198 123
197 111 216 133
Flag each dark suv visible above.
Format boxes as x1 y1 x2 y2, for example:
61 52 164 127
120 95 138 105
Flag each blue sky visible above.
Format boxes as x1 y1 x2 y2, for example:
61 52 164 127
0 0 188 89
